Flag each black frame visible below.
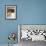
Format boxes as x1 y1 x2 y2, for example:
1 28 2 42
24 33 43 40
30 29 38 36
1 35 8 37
5 5 17 20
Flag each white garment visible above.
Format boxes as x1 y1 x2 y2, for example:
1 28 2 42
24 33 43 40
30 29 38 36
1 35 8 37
31 35 45 41
6 13 16 19
21 30 28 39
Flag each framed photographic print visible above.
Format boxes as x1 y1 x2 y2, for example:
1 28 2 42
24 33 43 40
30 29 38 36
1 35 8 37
18 24 46 42
5 5 16 20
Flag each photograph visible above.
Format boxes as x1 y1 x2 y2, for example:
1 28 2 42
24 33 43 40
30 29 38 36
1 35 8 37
5 5 16 20
18 24 46 46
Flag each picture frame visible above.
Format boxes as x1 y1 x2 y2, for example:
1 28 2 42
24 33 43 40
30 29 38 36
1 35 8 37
5 5 16 20
18 24 46 42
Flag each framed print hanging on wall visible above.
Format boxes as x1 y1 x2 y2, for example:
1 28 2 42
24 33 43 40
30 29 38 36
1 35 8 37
5 5 16 20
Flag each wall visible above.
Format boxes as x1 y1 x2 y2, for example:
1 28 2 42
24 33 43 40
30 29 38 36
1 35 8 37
0 0 46 44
